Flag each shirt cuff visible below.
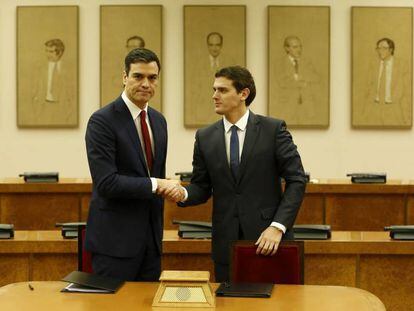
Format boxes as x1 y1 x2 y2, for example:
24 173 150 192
150 178 157 193
181 187 188 202
270 222 286 234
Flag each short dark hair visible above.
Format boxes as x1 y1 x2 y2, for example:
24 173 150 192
206 32 223 45
45 39 65 57
215 66 256 106
124 48 161 75
377 37 395 55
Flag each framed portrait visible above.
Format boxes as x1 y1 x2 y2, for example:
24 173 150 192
352 7 412 128
184 5 246 127
100 5 162 111
268 6 330 128
17 6 78 128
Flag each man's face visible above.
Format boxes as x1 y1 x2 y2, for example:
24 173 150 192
207 34 222 58
285 39 302 59
126 38 144 51
212 77 247 116
45 46 60 62
123 61 159 109
376 40 392 60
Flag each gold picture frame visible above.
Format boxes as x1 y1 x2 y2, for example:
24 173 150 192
352 7 413 128
100 5 163 111
184 5 246 128
17 6 79 128
268 6 330 128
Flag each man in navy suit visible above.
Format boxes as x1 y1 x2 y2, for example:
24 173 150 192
165 66 306 281
85 48 178 281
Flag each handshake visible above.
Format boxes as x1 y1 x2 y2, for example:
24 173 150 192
156 179 186 202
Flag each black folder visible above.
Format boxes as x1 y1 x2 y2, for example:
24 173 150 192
61 271 124 293
215 282 273 298
293 224 331 240
19 172 59 183
55 222 86 239
384 225 414 240
0 224 14 239
346 173 386 184
173 220 212 239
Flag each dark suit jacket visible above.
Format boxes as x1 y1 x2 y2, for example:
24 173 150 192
85 96 167 258
180 111 306 264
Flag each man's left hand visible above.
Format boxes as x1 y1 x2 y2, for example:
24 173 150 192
255 226 283 256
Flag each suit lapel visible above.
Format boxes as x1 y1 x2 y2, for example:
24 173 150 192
114 98 148 175
238 111 260 183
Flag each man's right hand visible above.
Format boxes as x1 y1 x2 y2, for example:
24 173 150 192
156 179 185 202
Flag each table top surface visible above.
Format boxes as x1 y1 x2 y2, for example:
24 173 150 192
1 178 414 193
1 230 399 242
0 281 385 311
1 230 413 255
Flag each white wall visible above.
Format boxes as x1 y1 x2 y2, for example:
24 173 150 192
1 0 414 180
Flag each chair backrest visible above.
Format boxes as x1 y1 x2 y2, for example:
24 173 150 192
230 240 304 284
77 226 93 273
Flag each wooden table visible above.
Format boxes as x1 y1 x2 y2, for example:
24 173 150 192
2 178 414 231
0 281 385 310
0 230 412 310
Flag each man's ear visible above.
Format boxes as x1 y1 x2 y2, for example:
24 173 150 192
240 88 250 102
122 71 127 86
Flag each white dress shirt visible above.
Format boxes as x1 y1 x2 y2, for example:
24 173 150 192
46 61 61 102
376 56 393 103
288 55 299 81
122 91 157 192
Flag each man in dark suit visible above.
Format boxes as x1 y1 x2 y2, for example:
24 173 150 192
85 48 178 281
165 66 306 282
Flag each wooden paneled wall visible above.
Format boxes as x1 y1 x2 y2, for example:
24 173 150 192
1 178 414 231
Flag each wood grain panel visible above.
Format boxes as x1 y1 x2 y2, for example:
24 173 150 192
407 195 414 224
305 254 356 286
325 194 405 230
0 194 80 230
295 194 324 224
359 255 414 311
162 254 215 282
80 195 90 222
164 199 212 229
31 254 77 281
0 254 29 287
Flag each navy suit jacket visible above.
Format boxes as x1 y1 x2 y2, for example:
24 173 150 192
180 111 306 264
85 96 167 258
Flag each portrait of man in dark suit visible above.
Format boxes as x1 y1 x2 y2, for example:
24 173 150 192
165 66 306 281
85 48 179 281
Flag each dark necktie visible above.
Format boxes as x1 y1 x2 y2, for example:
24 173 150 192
230 125 239 179
140 110 153 171
294 59 302 104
